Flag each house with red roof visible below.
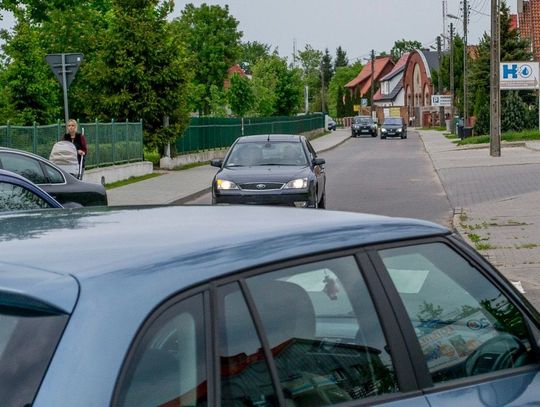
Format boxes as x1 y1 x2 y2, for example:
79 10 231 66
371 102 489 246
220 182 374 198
344 56 394 108
223 64 248 89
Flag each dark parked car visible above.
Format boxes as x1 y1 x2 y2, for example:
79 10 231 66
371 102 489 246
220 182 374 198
381 117 407 139
1 205 540 406
0 169 62 212
0 147 107 207
351 115 377 137
327 116 337 131
211 134 326 208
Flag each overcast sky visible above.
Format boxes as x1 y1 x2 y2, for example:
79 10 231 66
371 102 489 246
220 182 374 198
1 0 517 62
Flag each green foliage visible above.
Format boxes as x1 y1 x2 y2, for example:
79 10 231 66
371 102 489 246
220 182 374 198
439 35 464 115
83 0 193 150
334 46 348 70
0 10 60 124
239 41 271 74
207 84 228 117
298 44 323 111
228 73 254 117
173 3 242 115
327 62 362 117
474 99 490 136
251 54 302 116
502 91 527 132
390 39 422 62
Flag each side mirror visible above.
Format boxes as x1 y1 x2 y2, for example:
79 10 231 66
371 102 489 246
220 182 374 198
312 157 325 166
210 159 223 168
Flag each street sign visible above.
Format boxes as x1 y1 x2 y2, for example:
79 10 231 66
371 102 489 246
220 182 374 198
45 53 84 90
500 61 539 90
431 95 452 107
361 98 368 106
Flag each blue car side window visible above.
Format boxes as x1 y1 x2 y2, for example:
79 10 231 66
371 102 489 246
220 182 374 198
115 294 207 406
379 242 537 384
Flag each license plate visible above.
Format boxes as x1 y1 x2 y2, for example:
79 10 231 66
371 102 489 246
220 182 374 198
361 129 369 133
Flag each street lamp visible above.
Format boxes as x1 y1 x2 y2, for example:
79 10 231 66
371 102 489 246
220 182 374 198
447 11 468 127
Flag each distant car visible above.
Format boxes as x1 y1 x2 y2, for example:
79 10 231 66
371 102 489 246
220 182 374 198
211 134 326 208
381 117 407 139
327 116 337 131
0 147 107 207
1 205 540 406
351 115 377 137
0 169 62 212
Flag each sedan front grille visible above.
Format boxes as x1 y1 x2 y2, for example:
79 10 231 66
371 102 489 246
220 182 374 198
240 182 284 191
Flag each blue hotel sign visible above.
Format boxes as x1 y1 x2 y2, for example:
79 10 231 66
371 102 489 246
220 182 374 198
500 62 539 90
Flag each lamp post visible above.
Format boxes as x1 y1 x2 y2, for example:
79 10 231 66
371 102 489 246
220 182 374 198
447 8 468 127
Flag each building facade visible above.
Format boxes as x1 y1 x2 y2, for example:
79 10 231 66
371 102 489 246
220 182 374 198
518 0 540 60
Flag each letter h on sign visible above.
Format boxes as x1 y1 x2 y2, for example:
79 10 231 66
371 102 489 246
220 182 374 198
502 64 518 79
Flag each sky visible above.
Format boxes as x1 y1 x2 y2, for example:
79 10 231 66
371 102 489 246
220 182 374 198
1 0 517 62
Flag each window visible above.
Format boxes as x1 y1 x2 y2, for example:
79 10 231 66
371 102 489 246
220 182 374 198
245 257 398 406
0 182 53 211
0 153 47 184
115 294 207 407
43 163 64 184
379 242 537 384
218 283 277 406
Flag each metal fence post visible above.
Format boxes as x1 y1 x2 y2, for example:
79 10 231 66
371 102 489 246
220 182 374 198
140 120 144 161
33 121 37 153
111 119 116 164
6 121 11 148
125 119 129 162
95 119 100 167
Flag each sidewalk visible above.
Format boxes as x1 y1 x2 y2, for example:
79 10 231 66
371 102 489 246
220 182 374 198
418 129 540 308
107 129 351 206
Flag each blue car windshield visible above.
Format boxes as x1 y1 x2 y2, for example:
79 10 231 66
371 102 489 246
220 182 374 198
225 142 308 166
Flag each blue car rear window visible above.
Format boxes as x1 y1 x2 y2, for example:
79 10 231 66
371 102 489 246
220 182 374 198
0 304 68 406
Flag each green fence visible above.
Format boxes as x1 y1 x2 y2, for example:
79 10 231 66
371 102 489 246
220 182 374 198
0 120 144 169
176 113 324 154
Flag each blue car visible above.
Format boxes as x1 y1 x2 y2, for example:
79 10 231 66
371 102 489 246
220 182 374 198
1 206 539 406
0 169 62 211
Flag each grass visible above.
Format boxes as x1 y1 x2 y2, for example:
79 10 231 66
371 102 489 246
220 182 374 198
172 161 210 171
144 148 160 165
457 129 540 146
515 243 539 249
106 173 162 189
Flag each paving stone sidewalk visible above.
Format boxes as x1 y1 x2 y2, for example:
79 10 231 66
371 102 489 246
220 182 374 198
418 130 540 308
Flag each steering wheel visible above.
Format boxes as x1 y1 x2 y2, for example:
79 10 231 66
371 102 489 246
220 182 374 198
464 333 528 376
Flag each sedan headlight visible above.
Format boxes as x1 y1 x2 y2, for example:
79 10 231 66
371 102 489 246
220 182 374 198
397 128 402 132
381 128 387 132
284 178 308 189
216 179 239 190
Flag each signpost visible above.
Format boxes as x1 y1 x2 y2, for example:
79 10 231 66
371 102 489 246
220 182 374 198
500 62 540 132
431 95 453 107
45 53 84 125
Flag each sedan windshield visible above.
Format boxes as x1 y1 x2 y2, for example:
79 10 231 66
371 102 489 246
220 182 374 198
383 118 403 126
353 117 373 124
225 142 308 167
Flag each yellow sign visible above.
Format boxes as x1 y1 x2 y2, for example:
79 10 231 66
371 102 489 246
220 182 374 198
353 105 360 112
389 107 401 117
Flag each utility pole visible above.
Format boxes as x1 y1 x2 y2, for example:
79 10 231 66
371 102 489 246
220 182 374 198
463 0 469 126
490 0 501 157
450 22 455 132
370 49 375 116
442 0 448 50
437 36 445 126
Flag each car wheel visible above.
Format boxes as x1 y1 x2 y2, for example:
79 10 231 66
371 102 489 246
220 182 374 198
401 135 405 139
381 135 386 139
318 191 326 209
371 132 377 137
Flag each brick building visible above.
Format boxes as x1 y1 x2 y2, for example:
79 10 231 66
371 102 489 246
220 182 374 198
518 0 539 60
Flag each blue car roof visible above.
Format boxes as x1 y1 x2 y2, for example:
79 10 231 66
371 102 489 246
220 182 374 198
0 205 447 281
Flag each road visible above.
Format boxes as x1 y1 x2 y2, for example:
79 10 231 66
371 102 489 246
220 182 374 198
186 130 454 228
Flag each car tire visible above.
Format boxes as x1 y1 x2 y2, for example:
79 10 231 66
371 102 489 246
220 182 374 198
371 132 377 137
381 135 386 139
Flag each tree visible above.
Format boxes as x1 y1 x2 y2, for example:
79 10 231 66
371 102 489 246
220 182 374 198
239 41 271 74
501 91 527 132
0 9 60 124
251 54 303 116
390 39 422 62
85 0 192 150
173 4 242 115
334 46 348 70
297 44 323 111
327 61 363 117
228 73 254 116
